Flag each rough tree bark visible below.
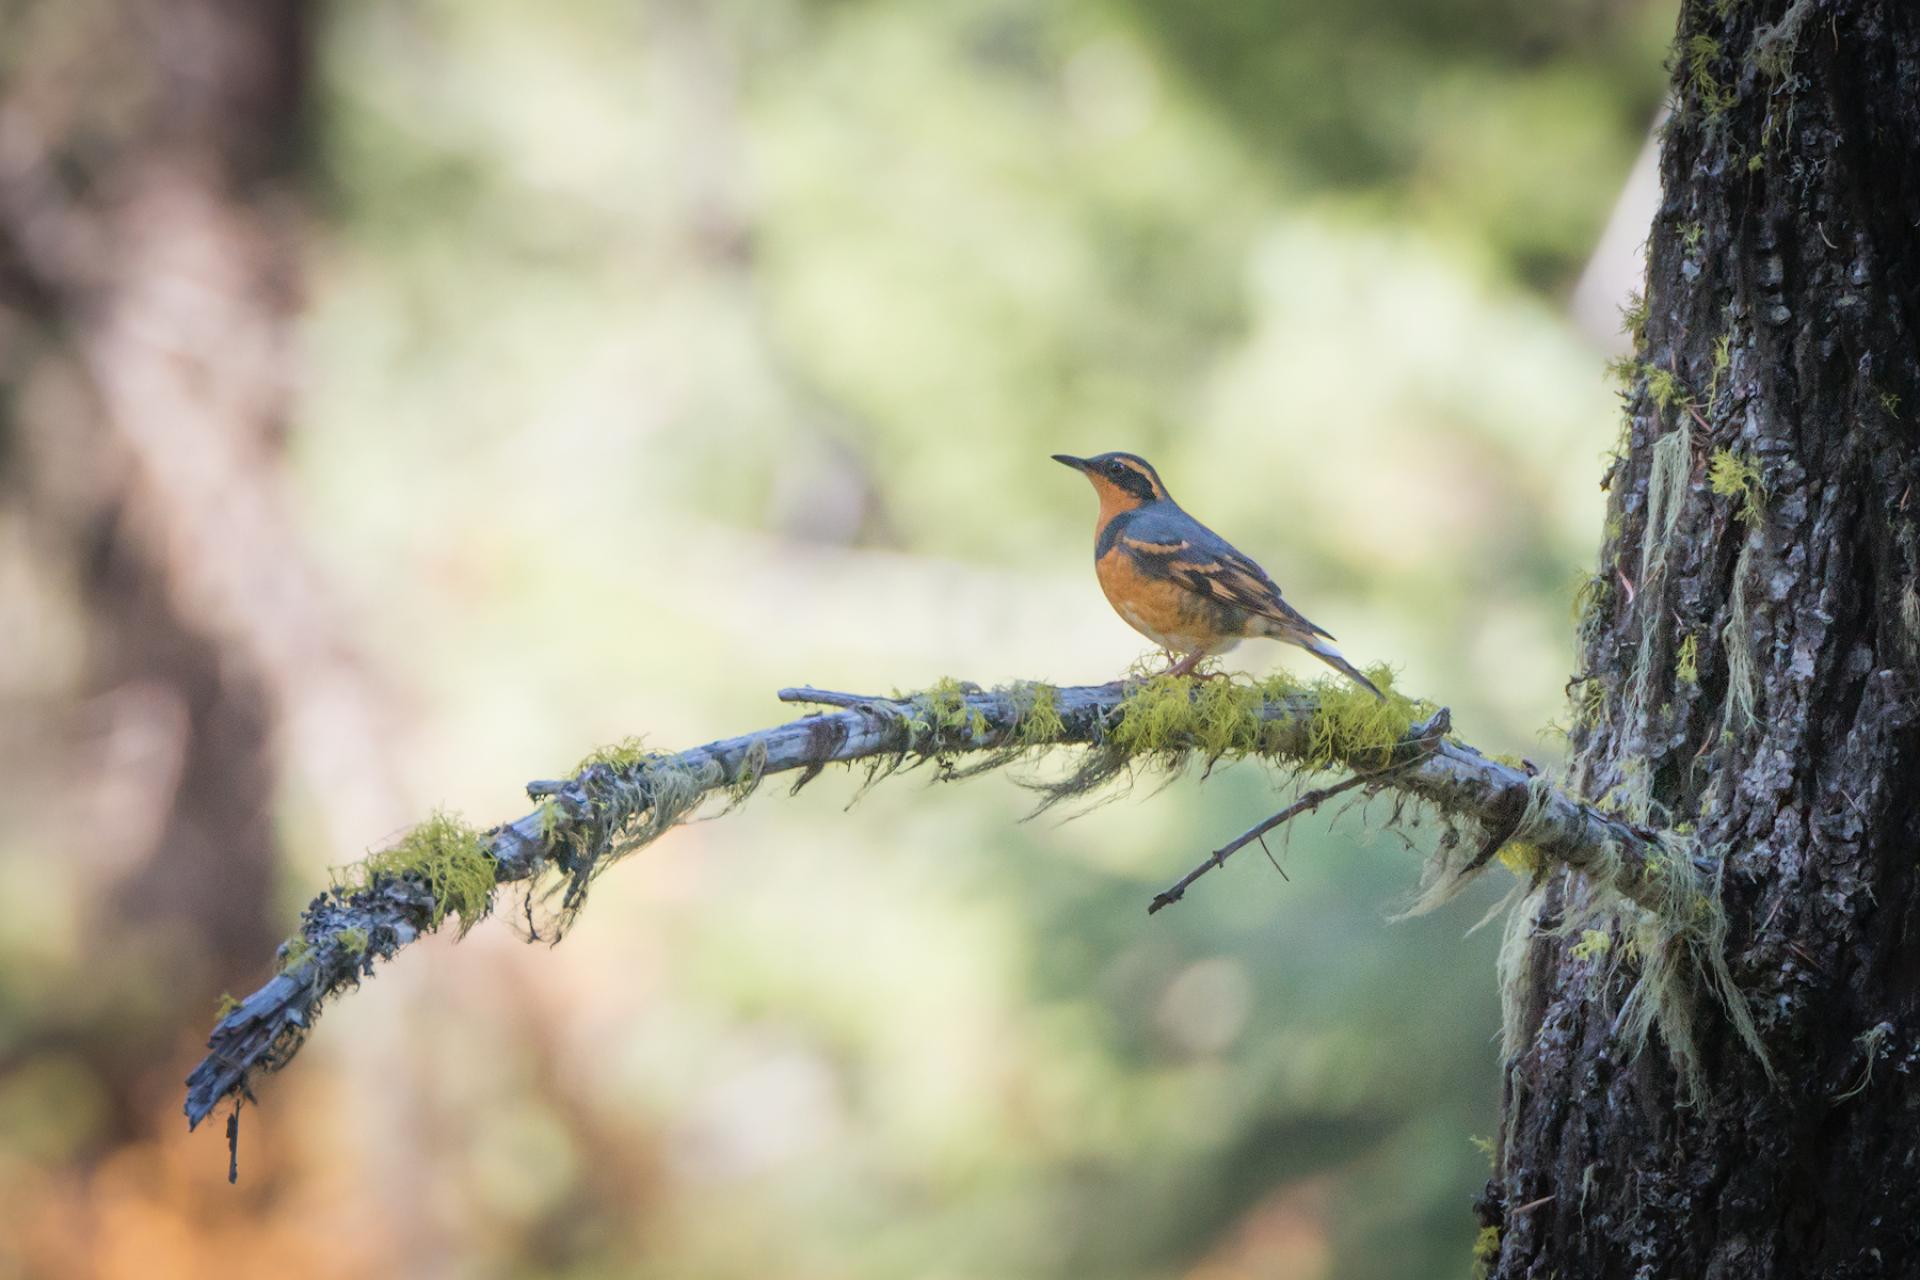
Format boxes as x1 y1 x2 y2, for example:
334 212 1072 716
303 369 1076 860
1485 1 1920 1275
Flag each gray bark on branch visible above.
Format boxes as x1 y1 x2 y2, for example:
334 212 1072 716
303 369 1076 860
183 675 1690 1135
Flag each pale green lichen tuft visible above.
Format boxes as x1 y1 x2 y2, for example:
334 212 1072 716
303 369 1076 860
1681 33 1737 118
1569 572 1612 625
1626 421 1694 730
1675 633 1700 685
1619 291 1649 346
1750 0 1810 80
1708 448 1766 524
723 739 769 810
910 677 990 748
1305 668 1422 769
346 809 497 937
1033 666 1426 814
1571 929 1613 962
1493 813 1771 1102
1836 1021 1893 1100
536 798 564 841
1012 682 1065 747
1644 365 1689 411
1709 333 1733 410
573 737 650 775
1722 544 1759 734
1614 834 1771 1097
215 992 242 1019
1497 841 1541 876
1571 676 1607 731
1472 1225 1501 1279
336 926 370 957
1900 582 1920 652
278 937 314 973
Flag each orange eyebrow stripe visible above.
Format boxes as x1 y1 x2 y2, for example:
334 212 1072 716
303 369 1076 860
1122 537 1191 555
1112 459 1165 494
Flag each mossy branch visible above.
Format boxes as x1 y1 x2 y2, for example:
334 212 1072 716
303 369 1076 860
183 669 1724 1133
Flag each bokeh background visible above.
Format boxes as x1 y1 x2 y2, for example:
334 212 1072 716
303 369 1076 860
0 0 1668 1275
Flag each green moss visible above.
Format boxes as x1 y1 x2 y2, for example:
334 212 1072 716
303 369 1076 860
1644 365 1689 410
1619 291 1648 346
1092 666 1419 779
723 740 769 809
1571 929 1612 961
1472 1225 1501 1279
1880 390 1902 418
1571 676 1607 730
1497 841 1541 875
336 926 370 957
278 937 313 973
1681 33 1737 117
1708 448 1766 524
913 677 989 746
1675 633 1700 685
1012 682 1065 747
1709 333 1732 409
1681 221 1705 251
350 810 497 937
215 992 241 1019
1569 572 1611 624
1109 674 1216 758
1305 668 1419 768
574 737 650 775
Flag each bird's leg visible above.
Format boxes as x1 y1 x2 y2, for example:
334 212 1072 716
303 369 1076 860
1165 650 1211 679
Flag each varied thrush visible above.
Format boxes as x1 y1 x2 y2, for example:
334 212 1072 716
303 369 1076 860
1054 451 1382 697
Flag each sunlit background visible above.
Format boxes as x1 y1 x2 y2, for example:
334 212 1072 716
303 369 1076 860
0 0 1667 1275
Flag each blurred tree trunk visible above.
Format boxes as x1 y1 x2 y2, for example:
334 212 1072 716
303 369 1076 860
0 0 315 1085
1487 1 1920 1274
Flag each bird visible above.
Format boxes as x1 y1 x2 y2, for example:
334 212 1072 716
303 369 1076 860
1053 451 1382 697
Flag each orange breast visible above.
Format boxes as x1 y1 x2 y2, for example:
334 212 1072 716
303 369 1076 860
1095 547 1234 654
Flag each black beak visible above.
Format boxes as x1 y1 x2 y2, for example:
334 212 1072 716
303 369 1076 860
1052 454 1091 472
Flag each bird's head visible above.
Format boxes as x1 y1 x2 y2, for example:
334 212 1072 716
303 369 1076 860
1052 451 1171 514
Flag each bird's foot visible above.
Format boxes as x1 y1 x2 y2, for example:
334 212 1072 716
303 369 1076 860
1162 652 1223 680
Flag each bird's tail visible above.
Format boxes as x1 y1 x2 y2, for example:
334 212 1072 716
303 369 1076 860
1294 633 1384 700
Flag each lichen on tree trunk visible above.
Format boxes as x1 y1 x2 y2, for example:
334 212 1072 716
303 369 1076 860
1486 1 1920 1274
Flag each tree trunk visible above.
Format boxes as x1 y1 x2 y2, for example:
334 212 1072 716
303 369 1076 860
0 0 335 1091
1488 1 1920 1274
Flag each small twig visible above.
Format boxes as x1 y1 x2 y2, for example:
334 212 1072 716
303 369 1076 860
1148 772 1375 914
1148 717 1450 915
779 686 884 708
1257 833 1288 881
